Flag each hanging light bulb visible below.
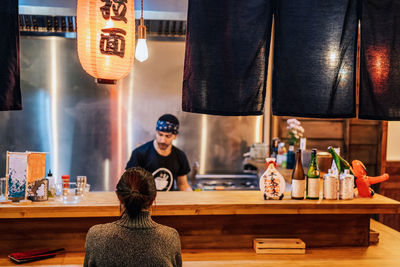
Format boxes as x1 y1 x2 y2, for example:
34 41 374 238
135 18 148 62
135 0 148 62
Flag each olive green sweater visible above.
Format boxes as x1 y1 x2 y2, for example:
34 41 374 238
84 211 182 267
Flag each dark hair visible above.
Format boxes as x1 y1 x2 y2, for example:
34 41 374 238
116 167 157 218
158 114 179 127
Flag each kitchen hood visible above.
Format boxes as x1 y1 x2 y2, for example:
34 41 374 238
19 0 188 37
19 0 187 20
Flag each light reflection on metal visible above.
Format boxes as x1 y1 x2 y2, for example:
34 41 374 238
117 83 123 179
199 115 208 174
366 46 389 94
104 159 110 191
37 91 51 168
255 116 262 143
50 37 59 182
127 72 134 159
109 84 124 189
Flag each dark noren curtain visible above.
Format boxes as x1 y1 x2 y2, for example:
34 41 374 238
182 0 274 116
359 0 400 120
0 0 21 111
272 0 358 118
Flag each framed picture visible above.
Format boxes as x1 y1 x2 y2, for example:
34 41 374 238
6 151 47 202
6 152 28 202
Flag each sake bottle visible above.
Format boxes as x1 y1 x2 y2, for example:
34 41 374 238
306 149 320 199
291 149 305 200
328 146 351 174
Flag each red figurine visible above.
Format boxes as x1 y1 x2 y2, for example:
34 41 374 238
352 160 389 198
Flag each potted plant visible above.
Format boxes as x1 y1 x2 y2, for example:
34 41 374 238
286 118 304 146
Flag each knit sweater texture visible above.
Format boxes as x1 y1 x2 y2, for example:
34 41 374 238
84 211 182 267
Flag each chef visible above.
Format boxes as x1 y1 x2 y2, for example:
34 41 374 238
125 114 192 191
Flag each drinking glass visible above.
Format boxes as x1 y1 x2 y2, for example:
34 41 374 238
76 176 87 196
62 187 80 204
0 177 7 201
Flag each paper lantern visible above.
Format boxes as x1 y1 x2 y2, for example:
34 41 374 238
77 0 135 84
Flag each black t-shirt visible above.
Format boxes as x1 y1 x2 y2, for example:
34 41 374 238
125 141 191 191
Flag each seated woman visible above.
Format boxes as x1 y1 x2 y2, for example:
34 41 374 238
84 167 182 267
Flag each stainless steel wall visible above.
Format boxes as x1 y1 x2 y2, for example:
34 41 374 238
0 37 264 191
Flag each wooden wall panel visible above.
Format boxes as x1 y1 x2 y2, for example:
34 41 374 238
349 119 380 126
306 140 344 152
365 165 377 177
380 161 400 231
349 145 378 165
350 125 380 145
279 120 344 139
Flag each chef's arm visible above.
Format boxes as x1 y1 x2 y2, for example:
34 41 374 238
177 175 193 191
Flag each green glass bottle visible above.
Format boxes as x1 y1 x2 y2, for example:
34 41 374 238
327 146 351 174
306 149 320 199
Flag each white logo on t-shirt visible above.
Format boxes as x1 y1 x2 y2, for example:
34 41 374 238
152 168 173 191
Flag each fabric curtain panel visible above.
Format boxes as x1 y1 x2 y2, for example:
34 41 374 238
0 0 21 111
359 0 400 120
182 0 274 116
272 0 358 118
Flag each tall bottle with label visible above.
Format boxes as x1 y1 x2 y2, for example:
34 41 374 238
339 169 354 200
291 149 305 200
306 149 320 199
323 169 339 200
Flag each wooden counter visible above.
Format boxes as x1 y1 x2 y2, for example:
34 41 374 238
1 191 399 218
1 220 400 266
0 191 399 256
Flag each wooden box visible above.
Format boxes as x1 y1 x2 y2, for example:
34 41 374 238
253 238 305 254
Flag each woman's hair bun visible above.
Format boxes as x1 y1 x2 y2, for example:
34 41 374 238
116 167 157 218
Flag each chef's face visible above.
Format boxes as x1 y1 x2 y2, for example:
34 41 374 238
156 131 176 150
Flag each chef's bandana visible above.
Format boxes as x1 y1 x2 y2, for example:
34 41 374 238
156 120 179 135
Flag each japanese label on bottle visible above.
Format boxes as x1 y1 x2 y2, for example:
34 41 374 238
323 175 338 200
292 179 305 198
339 174 354 200
307 178 320 198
